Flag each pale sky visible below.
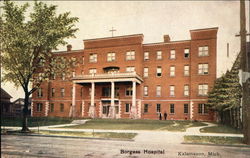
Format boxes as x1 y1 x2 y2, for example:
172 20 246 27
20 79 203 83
1 1 249 101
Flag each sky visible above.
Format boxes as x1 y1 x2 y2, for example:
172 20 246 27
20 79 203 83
1 1 250 101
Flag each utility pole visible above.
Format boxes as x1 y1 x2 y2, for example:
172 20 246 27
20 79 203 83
239 0 250 145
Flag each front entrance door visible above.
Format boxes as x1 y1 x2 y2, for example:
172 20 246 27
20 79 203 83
102 105 110 118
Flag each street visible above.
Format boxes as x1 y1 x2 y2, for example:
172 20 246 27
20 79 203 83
1 135 250 158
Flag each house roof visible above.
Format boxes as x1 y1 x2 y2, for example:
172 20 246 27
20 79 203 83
0 88 12 99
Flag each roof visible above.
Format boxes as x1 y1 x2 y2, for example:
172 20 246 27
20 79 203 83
0 88 12 99
83 34 144 42
190 27 219 32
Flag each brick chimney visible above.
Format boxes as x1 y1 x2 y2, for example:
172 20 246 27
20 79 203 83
67 44 72 51
164 35 171 43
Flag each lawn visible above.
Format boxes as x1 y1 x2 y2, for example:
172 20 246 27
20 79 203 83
37 130 136 140
184 136 243 145
1 117 75 127
200 124 242 134
61 119 207 131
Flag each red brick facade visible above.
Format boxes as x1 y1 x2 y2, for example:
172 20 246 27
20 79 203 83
32 27 218 121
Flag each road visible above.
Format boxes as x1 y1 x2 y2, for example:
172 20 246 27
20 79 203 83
1 135 250 158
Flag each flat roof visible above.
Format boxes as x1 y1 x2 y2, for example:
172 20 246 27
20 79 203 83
83 34 144 42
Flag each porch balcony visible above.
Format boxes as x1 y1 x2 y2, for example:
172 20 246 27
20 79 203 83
72 72 143 84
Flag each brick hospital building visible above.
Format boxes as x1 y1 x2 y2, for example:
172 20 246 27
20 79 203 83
32 27 218 121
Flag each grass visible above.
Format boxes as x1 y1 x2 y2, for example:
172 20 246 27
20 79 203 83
1 117 75 127
184 136 244 145
37 130 137 140
61 119 207 131
200 124 242 134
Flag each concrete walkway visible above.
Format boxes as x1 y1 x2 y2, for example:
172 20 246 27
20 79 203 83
2 121 243 144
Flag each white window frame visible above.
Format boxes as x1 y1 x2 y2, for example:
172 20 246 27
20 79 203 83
126 66 135 73
62 73 66 80
156 51 162 60
170 104 175 114
156 85 161 97
184 65 190 76
89 53 97 63
198 103 208 114
198 64 209 75
184 85 189 96
125 103 131 113
156 104 161 113
170 49 176 59
144 67 149 77
198 84 208 96
61 88 65 97
37 88 43 97
72 71 76 77
126 51 135 60
89 68 97 75
144 86 148 96
184 48 190 58
51 88 55 97
125 87 133 96
156 67 162 77
184 104 189 114
170 85 175 97
144 52 149 61
198 46 209 56
170 66 175 77
37 103 43 112
107 52 116 62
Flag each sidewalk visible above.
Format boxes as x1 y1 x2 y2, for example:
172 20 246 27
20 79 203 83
1 121 243 144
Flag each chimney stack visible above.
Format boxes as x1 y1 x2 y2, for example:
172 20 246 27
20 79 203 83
164 35 171 43
67 44 72 51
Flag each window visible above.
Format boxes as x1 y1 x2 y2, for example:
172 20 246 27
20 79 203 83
198 103 208 114
198 46 209 56
156 86 161 97
184 48 189 58
184 85 189 96
198 64 209 75
198 84 208 96
89 53 97 63
126 67 135 73
170 85 175 96
156 67 162 77
61 88 65 97
37 88 43 97
144 86 148 96
60 103 64 112
115 106 119 114
156 51 162 60
102 87 111 97
38 73 43 81
184 65 190 76
62 73 65 80
51 73 56 80
125 103 130 113
36 103 43 112
156 104 161 112
107 52 115 61
125 87 133 96
72 71 76 77
50 103 54 112
51 88 55 97
144 104 149 113
170 104 175 114
184 104 188 114
144 67 149 77
71 87 73 97
81 70 84 75
144 52 149 61
89 68 97 75
82 57 84 64
126 51 135 60
170 50 176 59
170 66 175 77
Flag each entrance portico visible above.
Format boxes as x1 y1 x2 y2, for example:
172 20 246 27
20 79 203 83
72 72 143 119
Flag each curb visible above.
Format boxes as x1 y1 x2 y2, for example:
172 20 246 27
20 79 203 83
182 142 250 148
2 132 134 142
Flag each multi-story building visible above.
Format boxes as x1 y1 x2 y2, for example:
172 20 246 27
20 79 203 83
32 27 218 121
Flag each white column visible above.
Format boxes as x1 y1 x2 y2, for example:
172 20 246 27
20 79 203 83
89 82 95 118
72 83 76 117
91 82 95 106
110 81 115 118
190 100 194 120
130 81 137 119
45 101 49 116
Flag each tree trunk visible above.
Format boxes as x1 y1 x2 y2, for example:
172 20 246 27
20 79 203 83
21 92 31 132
